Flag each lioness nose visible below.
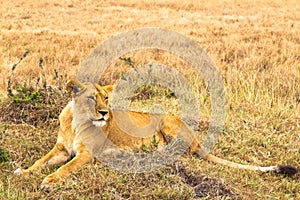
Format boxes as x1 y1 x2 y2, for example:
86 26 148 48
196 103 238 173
98 110 108 116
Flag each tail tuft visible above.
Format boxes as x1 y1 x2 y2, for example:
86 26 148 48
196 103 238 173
275 165 298 175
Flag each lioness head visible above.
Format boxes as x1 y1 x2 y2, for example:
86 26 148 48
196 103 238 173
67 80 114 127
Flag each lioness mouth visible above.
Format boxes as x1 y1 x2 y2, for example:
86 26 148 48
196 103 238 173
92 119 107 127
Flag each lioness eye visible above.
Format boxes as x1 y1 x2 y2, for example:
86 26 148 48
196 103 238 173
87 96 95 101
104 96 109 101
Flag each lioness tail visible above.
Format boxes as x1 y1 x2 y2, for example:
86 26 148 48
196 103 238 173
204 153 298 175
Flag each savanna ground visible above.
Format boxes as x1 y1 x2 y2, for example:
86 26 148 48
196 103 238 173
0 0 299 199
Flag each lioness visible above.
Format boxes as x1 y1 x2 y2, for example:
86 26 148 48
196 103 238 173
14 80 298 189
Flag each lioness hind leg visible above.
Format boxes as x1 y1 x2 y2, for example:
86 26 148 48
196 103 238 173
160 116 202 154
41 142 93 189
14 143 71 176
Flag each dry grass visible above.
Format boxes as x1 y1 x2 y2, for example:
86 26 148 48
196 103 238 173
0 0 299 199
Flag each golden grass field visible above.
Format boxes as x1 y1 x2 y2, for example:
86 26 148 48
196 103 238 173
0 0 299 199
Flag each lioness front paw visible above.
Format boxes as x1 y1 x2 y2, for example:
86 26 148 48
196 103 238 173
14 168 30 177
41 173 63 190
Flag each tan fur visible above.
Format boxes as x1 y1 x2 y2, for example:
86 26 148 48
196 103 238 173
14 80 297 189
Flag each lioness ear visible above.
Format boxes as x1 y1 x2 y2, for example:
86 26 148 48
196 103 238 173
66 80 86 96
103 84 115 94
